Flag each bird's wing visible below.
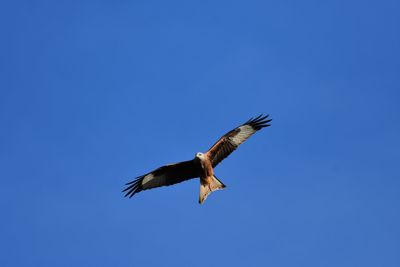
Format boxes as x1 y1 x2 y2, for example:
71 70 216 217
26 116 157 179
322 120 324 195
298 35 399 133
205 115 272 167
123 159 202 198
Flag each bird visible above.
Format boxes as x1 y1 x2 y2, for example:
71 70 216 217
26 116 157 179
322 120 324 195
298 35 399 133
123 114 272 204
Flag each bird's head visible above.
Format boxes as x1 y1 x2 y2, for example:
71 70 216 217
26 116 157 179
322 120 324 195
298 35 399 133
195 152 205 160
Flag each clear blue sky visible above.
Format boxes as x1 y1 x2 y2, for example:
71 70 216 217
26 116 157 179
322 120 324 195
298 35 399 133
1 0 399 266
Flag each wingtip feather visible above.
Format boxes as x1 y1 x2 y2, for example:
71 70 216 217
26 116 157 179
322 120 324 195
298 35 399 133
244 114 272 130
122 176 144 198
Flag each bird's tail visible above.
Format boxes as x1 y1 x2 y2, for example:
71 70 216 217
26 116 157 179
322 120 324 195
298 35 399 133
199 175 226 204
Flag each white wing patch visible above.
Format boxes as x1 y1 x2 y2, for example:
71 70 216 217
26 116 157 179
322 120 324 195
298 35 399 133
141 174 154 185
141 173 167 189
229 125 256 145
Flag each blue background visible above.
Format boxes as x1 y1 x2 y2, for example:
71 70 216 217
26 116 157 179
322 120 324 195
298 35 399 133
1 0 400 266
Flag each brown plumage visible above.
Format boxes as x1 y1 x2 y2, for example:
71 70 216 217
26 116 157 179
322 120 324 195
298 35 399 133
123 114 272 204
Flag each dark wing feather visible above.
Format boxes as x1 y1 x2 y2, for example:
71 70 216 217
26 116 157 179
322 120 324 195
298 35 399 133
205 114 271 167
123 159 202 198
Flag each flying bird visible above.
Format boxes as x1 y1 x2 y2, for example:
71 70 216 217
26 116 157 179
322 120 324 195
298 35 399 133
123 115 272 204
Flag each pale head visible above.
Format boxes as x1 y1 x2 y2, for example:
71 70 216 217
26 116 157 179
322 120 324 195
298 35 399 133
195 152 205 160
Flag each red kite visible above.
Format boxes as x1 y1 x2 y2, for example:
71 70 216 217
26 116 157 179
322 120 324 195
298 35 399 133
123 115 272 204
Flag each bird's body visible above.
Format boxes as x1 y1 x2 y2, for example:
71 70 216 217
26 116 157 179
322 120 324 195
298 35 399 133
123 115 272 204
195 152 226 203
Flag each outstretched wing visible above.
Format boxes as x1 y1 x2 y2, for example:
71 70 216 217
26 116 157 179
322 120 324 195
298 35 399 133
123 159 202 198
205 115 272 167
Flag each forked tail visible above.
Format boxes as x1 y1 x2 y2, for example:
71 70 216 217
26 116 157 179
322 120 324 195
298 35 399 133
199 175 226 204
